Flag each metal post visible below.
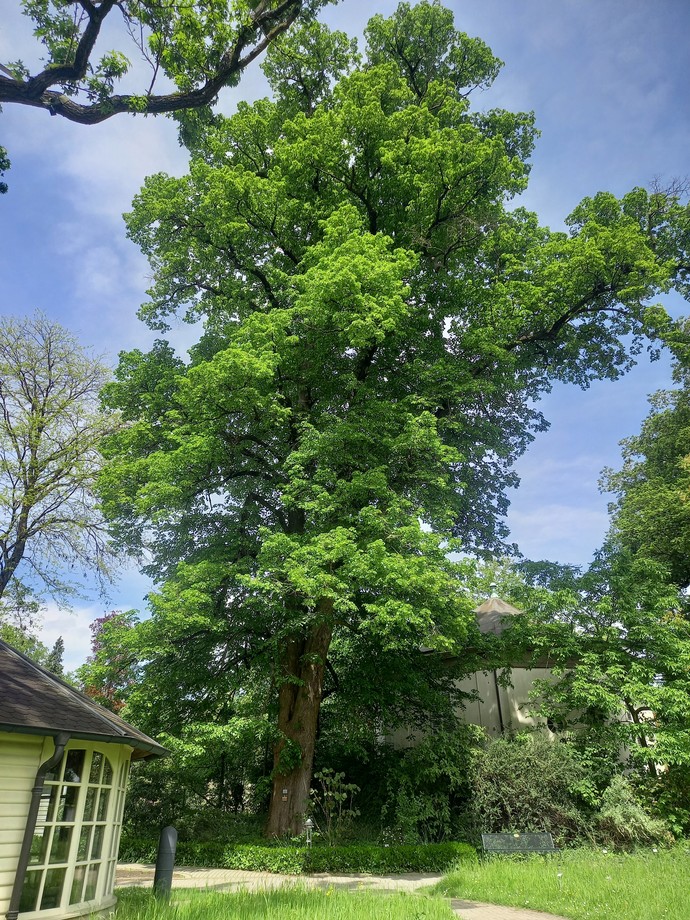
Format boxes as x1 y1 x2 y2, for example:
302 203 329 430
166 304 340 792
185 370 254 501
153 826 177 899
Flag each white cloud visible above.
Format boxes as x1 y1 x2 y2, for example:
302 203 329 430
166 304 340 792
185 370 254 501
39 603 99 673
508 504 610 566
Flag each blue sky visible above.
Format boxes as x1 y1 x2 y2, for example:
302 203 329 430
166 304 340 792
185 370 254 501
1 0 689 668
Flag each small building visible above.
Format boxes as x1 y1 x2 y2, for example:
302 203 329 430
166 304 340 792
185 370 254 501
389 591 555 748
456 593 554 736
0 639 166 920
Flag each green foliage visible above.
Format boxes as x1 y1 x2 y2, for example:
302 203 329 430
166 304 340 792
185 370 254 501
77 611 140 712
0 136 8 194
637 765 690 838
121 719 275 835
604 357 690 588
382 727 483 844
97 2 690 834
1 0 325 135
309 768 360 846
44 635 64 676
595 776 672 848
515 548 690 774
118 836 476 873
469 734 594 844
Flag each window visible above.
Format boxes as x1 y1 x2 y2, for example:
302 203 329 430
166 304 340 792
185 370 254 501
18 746 128 915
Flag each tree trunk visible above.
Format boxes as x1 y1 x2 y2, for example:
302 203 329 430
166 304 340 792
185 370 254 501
265 610 333 837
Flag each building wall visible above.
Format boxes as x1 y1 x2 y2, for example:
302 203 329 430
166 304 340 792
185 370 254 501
455 667 555 737
0 735 132 920
0 732 46 916
388 666 556 748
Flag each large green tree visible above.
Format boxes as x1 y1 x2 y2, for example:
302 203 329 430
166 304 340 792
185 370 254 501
603 357 690 587
98 2 690 835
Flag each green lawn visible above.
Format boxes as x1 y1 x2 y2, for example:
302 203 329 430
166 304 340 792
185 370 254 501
435 848 689 920
114 886 454 920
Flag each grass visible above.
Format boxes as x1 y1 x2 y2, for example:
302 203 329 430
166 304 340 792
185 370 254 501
434 847 689 920
114 886 455 920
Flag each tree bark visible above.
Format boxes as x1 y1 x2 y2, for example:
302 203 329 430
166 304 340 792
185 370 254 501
265 607 333 837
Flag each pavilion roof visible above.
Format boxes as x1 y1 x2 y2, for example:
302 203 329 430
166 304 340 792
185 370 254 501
0 639 166 759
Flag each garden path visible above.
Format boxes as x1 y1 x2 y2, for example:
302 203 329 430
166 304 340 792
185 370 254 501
115 864 568 920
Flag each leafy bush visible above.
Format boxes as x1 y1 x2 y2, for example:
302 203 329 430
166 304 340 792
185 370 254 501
309 768 360 846
595 775 673 847
118 837 476 873
470 733 594 844
382 726 483 843
636 765 690 838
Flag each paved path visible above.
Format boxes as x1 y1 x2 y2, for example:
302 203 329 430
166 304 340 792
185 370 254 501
116 863 568 920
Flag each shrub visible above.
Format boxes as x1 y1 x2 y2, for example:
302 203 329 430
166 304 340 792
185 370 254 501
636 765 690 838
381 726 482 843
595 775 673 847
310 768 360 846
470 733 593 845
118 837 477 874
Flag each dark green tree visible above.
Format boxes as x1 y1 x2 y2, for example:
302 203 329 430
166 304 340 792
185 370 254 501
98 2 690 835
45 635 65 676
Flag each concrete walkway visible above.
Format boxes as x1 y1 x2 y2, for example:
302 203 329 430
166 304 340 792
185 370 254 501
116 863 568 920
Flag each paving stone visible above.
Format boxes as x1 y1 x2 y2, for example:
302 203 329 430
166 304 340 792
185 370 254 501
116 864 569 920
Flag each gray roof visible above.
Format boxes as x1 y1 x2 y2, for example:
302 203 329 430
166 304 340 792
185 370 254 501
0 639 166 759
473 595 523 636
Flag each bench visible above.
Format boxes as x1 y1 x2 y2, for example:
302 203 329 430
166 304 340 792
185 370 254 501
481 832 557 855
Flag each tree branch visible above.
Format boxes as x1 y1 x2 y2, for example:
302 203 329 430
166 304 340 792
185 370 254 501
0 0 304 125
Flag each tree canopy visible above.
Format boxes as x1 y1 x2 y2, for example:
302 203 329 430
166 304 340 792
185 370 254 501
517 550 690 777
603 346 690 587
97 1 690 835
0 312 116 602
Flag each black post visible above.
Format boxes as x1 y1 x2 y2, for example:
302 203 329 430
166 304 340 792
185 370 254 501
153 826 177 899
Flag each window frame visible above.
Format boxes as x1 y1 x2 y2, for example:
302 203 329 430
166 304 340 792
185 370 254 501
18 742 131 919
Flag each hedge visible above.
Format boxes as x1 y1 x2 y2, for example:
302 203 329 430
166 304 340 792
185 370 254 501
118 837 477 874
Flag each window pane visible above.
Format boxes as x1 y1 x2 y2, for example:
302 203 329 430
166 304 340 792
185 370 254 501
44 760 61 783
110 822 121 858
29 826 50 865
78 826 92 860
102 758 113 786
64 749 85 783
105 860 116 895
69 865 86 905
49 825 72 864
43 784 60 823
18 870 41 912
91 824 105 859
56 785 79 822
83 787 97 822
97 788 110 821
89 752 103 784
84 864 99 901
40 867 66 909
